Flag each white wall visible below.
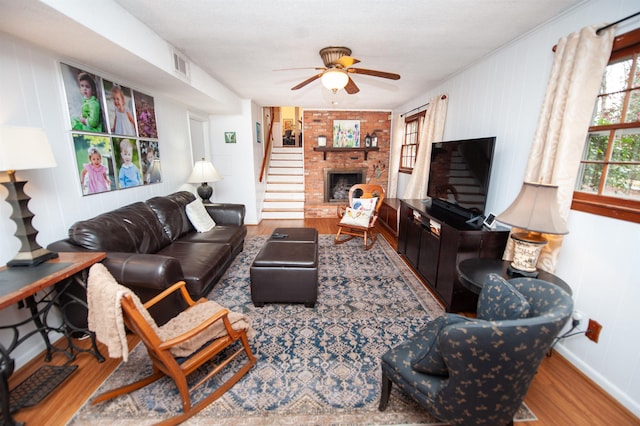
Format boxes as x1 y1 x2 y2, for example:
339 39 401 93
393 0 640 416
0 32 194 367
208 100 261 224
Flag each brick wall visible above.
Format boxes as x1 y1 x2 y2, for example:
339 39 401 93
303 110 392 217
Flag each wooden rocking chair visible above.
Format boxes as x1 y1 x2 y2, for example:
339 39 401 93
88 265 256 426
335 183 385 250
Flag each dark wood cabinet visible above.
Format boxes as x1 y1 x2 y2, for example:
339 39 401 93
398 199 509 312
377 198 400 237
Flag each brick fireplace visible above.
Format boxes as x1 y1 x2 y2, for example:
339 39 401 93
303 110 391 217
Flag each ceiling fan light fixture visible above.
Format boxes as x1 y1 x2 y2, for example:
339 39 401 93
321 68 349 93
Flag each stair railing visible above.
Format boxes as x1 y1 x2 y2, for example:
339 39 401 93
259 107 276 183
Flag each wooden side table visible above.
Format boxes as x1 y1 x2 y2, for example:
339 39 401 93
457 258 572 296
0 252 106 422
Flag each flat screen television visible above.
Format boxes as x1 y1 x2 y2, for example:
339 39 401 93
427 136 496 220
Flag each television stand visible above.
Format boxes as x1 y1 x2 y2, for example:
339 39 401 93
397 199 509 312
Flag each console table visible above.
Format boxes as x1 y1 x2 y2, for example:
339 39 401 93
457 258 572 296
397 199 510 312
0 252 106 423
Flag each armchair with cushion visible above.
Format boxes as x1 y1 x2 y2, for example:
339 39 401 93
335 183 385 250
379 274 573 425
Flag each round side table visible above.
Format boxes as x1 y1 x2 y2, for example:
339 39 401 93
457 258 572 296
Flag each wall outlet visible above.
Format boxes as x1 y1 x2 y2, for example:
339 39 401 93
586 319 602 343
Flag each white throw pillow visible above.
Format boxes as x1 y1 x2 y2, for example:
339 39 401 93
351 197 377 212
185 199 216 232
340 206 372 227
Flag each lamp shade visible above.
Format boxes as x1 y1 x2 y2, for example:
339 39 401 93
188 159 222 183
0 126 56 172
321 68 349 92
496 182 569 235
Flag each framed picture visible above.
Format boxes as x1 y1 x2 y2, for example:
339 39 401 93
333 120 360 147
61 63 107 134
140 140 162 184
113 137 143 189
283 119 293 131
73 133 116 195
256 122 261 143
103 79 137 137
225 131 236 144
133 90 158 138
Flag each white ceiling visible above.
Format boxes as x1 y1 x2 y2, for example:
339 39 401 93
1 0 584 111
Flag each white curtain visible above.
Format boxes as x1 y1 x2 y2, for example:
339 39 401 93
504 25 615 272
387 115 405 198
402 94 449 199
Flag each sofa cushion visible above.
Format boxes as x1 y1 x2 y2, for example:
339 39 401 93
146 191 195 240
68 202 169 253
156 241 231 297
186 199 216 232
178 225 247 255
477 273 531 321
411 314 474 375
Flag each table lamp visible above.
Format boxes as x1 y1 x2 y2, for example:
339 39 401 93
496 182 569 277
0 125 59 267
187 158 222 203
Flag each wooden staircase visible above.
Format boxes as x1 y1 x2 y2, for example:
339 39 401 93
261 147 305 219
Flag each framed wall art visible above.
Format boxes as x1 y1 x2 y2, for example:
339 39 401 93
225 131 237 144
61 62 162 195
333 120 360 147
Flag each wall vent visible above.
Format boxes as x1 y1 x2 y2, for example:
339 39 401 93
172 49 190 79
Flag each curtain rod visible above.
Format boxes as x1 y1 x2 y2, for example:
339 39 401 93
596 10 640 34
400 95 447 117
552 11 640 52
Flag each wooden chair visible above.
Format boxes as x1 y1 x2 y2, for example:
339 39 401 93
89 269 256 426
335 183 385 250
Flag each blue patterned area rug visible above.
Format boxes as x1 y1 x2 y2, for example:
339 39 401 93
71 235 536 425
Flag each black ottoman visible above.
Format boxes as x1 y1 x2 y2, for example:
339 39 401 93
269 227 318 244
250 228 319 307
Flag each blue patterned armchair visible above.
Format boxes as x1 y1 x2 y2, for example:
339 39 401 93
379 274 573 425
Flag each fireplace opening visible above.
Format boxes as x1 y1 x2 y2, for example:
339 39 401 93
324 168 367 203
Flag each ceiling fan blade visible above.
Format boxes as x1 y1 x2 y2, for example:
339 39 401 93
348 68 401 80
274 66 325 72
344 77 360 94
336 55 361 68
291 73 323 90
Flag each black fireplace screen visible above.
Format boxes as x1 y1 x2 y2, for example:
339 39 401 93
324 168 367 203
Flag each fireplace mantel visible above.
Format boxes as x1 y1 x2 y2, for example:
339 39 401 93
313 146 379 160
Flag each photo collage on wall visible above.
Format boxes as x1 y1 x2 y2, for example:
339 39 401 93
60 63 161 196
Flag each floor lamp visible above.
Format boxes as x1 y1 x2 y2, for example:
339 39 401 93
0 125 58 267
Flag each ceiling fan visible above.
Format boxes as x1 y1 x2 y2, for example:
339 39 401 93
285 46 400 94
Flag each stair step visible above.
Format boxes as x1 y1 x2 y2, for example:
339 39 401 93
262 210 305 219
263 201 304 209
266 183 305 191
270 160 304 167
267 175 304 183
268 167 304 175
265 192 305 201
272 147 303 154
271 153 303 161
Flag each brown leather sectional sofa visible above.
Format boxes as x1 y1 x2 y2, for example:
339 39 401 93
48 191 247 325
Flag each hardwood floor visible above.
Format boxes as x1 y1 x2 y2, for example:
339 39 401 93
8 219 639 425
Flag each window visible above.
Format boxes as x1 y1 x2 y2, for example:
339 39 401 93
399 111 425 173
573 28 640 224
